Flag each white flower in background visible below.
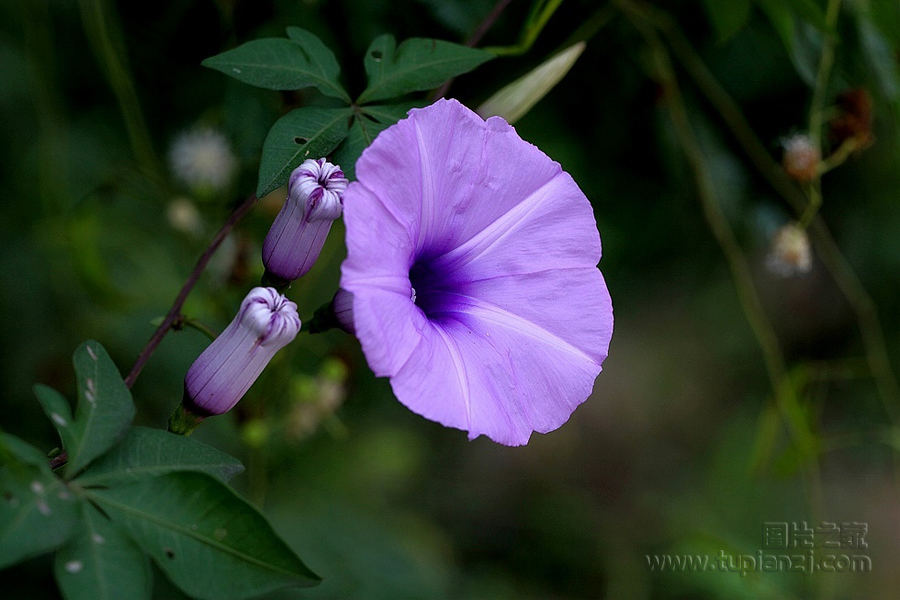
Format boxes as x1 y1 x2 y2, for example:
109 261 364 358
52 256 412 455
168 127 237 193
781 134 819 182
766 223 812 276
166 196 204 236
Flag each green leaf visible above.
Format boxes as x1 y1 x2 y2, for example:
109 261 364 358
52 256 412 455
358 35 494 104
0 432 54 469
203 38 350 101
89 472 320 600
476 42 586 124
76 426 243 487
0 440 81 568
781 0 831 33
34 384 79 463
755 0 795 52
256 106 351 197
65 341 135 477
332 103 418 180
54 501 151 600
283 27 349 101
858 15 899 100
702 0 752 43
870 0 900 48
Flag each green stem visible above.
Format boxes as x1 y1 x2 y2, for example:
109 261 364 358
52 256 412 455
168 404 206 436
183 318 218 341
78 0 163 178
620 0 824 514
483 0 566 56
808 0 843 149
798 0 841 229
797 185 821 229
21 0 68 217
623 0 899 425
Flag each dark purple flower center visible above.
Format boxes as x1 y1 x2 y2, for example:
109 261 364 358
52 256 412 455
409 257 462 322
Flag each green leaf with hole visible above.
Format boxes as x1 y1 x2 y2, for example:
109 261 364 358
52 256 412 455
0 435 81 568
332 103 419 180
89 472 320 600
54 501 151 600
203 37 350 101
256 106 351 197
358 35 493 104
63 341 135 478
75 427 244 487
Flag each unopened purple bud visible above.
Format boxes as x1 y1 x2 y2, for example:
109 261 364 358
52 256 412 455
262 158 348 282
332 289 355 335
184 287 301 416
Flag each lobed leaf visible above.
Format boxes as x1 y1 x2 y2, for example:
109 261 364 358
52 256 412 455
65 341 135 477
0 436 81 568
203 38 349 101
54 501 152 600
34 384 78 465
256 106 352 197
284 27 349 101
89 472 320 600
358 35 493 104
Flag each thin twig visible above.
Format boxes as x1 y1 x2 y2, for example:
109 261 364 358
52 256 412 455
124 194 258 388
77 0 163 178
627 0 900 423
619 0 824 513
808 0 843 149
469 0 515 48
431 0 514 100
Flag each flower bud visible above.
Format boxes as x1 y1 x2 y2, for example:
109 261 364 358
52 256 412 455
332 289 355 335
476 42 586 124
262 158 348 284
782 134 820 182
766 223 812 276
182 287 301 420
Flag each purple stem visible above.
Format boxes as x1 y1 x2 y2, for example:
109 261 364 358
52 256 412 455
124 193 259 389
431 0 513 100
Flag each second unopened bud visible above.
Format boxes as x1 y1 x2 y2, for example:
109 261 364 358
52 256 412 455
262 158 348 284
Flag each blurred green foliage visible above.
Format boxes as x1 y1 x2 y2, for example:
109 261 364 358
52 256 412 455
1 0 899 598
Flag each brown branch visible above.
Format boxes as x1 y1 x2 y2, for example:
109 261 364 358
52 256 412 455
124 193 258 388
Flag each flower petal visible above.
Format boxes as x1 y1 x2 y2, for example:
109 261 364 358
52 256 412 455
354 99 564 258
341 98 614 445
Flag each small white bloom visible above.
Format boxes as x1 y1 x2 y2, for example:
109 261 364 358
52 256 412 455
168 128 237 192
767 223 812 276
167 196 204 235
782 134 819 182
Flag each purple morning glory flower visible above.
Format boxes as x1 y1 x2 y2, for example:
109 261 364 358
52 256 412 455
262 158 348 283
340 99 613 446
183 287 301 417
